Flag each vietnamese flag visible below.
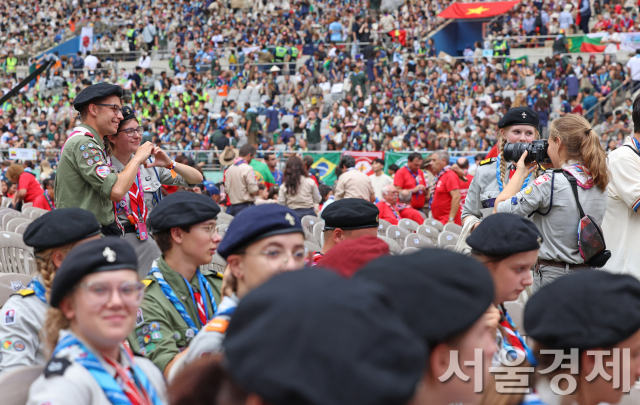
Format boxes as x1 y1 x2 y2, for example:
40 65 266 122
438 1 521 19
388 30 406 46
250 159 276 190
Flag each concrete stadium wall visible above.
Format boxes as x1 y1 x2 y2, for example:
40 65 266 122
37 36 80 59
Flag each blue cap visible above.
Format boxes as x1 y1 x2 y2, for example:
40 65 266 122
217 205 304 260
203 181 220 195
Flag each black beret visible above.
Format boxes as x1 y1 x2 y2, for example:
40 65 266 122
217 205 303 260
121 105 136 121
321 198 379 230
355 249 494 345
497 107 539 132
23 208 101 252
524 271 640 350
224 269 426 405
148 192 220 232
466 213 543 256
73 82 124 111
50 237 138 308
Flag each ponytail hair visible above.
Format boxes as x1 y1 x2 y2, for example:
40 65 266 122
497 125 541 185
549 114 609 190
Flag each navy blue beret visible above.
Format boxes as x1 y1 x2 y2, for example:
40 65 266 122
355 249 494 345
23 208 101 252
50 237 138 308
224 269 426 405
73 82 124 111
217 205 303 260
525 271 640 350
148 192 220 232
466 213 543 256
497 107 539 132
121 105 136 121
321 198 379 230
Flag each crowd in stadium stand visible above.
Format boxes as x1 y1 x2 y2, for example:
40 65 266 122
0 0 638 178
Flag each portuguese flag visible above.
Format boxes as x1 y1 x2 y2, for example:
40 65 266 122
250 159 276 190
568 34 607 53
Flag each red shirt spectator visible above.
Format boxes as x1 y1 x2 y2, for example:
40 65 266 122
431 170 461 225
7 165 43 205
458 174 474 219
33 178 55 211
376 185 424 225
393 153 427 210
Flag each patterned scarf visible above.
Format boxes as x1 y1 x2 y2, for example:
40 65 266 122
562 162 594 189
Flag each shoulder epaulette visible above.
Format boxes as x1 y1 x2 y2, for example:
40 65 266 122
214 271 224 280
479 158 496 166
141 279 154 289
45 357 71 378
12 289 35 297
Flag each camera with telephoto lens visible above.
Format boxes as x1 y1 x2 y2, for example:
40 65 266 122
503 140 551 164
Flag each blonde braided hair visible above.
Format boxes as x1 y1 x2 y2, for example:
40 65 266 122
497 126 541 185
44 307 71 355
37 243 75 301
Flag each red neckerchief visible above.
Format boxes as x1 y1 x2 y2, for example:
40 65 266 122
194 292 207 325
102 352 153 405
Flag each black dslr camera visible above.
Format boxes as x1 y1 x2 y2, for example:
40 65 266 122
503 140 551 164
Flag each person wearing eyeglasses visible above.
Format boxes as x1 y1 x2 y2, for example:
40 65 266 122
106 106 203 275
0 208 102 375
127 192 223 378
55 83 156 237
27 237 167 405
167 204 306 381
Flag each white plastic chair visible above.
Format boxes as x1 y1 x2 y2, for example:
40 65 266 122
0 231 36 274
404 234 435 249
443 222 463 235
438 231 459 249
0 273 34 307
398 218 420 233
0 365 45 405
6 217 32 233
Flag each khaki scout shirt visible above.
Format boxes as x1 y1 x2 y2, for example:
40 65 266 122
54 124 118 226
224 161 258 204
334 168 374 201
27 330 167 405
127 257 223 372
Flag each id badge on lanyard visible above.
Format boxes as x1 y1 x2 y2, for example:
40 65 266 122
134 173 148 241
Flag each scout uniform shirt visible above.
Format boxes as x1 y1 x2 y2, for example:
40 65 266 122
127 257 223 372
334 168 374 201
54 124 118 226
28 330 167 405
0 276 48 374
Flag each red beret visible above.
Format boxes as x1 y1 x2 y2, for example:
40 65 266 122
317 235 389 278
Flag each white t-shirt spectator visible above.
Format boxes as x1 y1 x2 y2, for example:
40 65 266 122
139 55 151 68
626 54 640 81
84 54 99 71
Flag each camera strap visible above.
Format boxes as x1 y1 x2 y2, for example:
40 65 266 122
528 170 556 218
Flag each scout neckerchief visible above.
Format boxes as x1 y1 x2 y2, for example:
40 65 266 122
43 191 55 210
108 157 148 240
384 201 401 220
27 277 46 304
495 155 534 192
53 333 162 405
233 157 246 166
562 162 594 189
149 262 217 336
428 165 450 209
499 304 537 366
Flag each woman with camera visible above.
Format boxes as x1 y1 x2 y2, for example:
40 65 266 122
493 114 608 291
461 107 541 226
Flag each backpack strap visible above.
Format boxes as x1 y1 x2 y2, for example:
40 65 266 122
562 171 586 219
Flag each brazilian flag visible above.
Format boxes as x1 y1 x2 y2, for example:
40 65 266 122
304 153 340 186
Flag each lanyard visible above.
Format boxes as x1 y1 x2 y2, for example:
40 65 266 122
43 191 55 210
53 334 161 405
495 155 533 192
27 277 47 304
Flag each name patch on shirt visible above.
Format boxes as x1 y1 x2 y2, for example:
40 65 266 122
4 309 15 325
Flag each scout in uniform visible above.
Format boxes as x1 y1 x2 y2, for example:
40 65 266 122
466 213 540 368
314 198 380 265
524 271 640 405
27 238 167 405
461 107 540 225
494 114 608 291
222 269 427 405
0 208 101 374
355 249 497 405
224 144 259 216
107 106 204 275
128 192 223 377
54 83 155 235
168 204 306 380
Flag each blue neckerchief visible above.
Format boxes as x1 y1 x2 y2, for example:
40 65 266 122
633 137 640 151
149 264 217 333
27 277 46 304
496 155 534 192
504 310 538 366
53 333 162 405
